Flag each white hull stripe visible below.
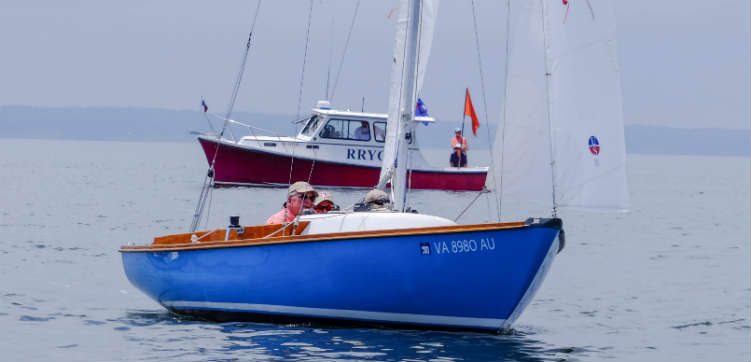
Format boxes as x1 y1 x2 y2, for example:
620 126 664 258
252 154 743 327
163 301 505 329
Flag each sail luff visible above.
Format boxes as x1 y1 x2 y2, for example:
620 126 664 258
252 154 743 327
541 0 559 216
487 0 553 219
376 0 408 192
377 0 422 212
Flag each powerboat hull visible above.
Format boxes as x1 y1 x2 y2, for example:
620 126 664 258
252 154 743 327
198 136 487 191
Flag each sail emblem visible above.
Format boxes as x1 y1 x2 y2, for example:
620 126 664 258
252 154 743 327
588 136 600 156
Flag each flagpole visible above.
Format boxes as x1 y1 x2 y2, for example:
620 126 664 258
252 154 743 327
461 88 467 136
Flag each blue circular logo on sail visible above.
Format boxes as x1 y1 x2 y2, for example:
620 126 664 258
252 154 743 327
588 136 600 155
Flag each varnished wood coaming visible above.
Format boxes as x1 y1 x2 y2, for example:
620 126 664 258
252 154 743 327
120 220 529 253
152 222 310 245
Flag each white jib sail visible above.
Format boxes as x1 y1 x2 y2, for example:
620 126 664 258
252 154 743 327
488 0 629 216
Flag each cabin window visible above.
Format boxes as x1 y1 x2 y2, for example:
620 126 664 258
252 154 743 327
320 119 371 141
300 115 320 137
373 122 386 142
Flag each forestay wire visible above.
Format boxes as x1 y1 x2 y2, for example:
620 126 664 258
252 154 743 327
222 0 263 138
454 0 499 223
190 1 263 232
471 0 501 221
496 0 512 221
296 0 314 122
288 0 315 189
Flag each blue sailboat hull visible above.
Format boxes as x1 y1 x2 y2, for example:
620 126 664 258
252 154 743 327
121 219 561 331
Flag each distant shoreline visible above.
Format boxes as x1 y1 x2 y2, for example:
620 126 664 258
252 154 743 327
1 106 748 157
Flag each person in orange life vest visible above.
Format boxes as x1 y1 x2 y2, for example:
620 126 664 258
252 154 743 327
450 127 468 167
265 181 318 224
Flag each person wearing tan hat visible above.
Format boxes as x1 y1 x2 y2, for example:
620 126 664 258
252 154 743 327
364 189 390 211
265 181 318 224
313 192 337 213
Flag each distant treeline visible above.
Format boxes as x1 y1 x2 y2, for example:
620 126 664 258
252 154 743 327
0 106 748 156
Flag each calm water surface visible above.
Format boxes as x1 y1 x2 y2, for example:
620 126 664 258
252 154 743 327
0 139 748 361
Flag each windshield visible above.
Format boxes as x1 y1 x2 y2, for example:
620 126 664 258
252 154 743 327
300 115 320 137
320 119 371 142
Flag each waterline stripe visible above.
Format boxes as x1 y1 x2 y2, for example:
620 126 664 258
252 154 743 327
163 301 504 329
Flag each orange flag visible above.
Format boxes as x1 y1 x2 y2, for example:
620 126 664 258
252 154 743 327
464 88 480 136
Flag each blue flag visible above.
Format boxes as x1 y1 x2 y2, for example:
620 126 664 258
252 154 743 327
415 98 428 117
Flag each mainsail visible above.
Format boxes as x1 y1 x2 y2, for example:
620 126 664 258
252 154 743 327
378 0 439 211
487 0 629 217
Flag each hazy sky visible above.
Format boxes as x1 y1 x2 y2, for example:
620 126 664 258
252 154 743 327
1 0 748 130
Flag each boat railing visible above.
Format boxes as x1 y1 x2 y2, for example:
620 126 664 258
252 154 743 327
227 119 287 140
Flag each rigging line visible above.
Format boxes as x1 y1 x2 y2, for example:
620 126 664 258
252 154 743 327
454 187 490 222
289 0 314 188
404 0 426 206
221 0 263 137
287 140 298 186
204 182 215 230
190 1 263 232
306 148 317 184
329 0 361 102
201 99 218 134
497 0 512 222
541 0 559 217
325 15 335 100
190 167 214 231
470 0 501 221
213 0 262 157
296 0 314 122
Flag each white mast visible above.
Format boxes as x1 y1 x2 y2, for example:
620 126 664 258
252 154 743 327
377 0 422 212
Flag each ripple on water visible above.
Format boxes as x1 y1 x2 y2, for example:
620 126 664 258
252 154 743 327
19 315 55 322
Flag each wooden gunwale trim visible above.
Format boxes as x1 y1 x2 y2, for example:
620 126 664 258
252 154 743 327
120 221 528 253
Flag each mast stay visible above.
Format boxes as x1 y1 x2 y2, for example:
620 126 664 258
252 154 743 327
190 1 264 232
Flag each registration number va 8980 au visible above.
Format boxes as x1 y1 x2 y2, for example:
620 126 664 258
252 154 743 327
427 237 496 255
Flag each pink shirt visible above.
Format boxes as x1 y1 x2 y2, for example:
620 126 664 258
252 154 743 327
451 135 468 152
265 207 296 225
